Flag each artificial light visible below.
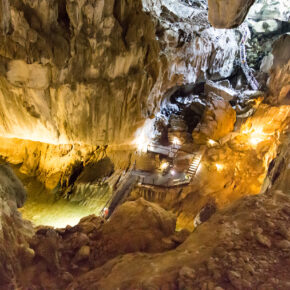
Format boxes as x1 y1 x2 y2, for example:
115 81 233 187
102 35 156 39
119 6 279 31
249 136 264 146
160 161 169 171
215 163 224 171
170 169 176 176
172 137 180 145
208 139 217 146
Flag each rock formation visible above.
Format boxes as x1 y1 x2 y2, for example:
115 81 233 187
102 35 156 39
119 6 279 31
69 189 290 290
208 0 256 28
267 34 290 104
0 0 238 145
193 94 236 143
0 164 33 287
0 0 289 288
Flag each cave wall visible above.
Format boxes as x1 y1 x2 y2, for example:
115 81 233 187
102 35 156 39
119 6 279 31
267 34 290 104
0 0 238 146
0 137 136 189
0 164 33 286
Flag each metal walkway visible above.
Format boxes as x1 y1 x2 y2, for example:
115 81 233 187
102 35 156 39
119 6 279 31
101 147 203 218
138 150 203 187
147 143 180 158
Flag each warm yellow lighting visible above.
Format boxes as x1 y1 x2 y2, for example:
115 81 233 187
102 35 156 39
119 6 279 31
249 136 264 146
208 139 217 146
239 104 290 169
160 161 169 171
132 119 155 153
215 163 224 171
172 137 181 145
134 133 149 153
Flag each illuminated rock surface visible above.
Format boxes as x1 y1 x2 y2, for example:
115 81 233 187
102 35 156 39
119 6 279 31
0 0 238 145
0 0 289 288
192 94 236 143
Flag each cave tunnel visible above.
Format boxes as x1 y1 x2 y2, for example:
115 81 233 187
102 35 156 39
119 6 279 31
0 0 289 288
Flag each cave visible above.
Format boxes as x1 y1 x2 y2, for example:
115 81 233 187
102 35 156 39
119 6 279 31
0 0 289 289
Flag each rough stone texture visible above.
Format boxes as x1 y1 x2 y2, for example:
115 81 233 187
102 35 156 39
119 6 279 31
15 198 189 288
131 104 290 230
193 93 236 143
205 80 238 101
267 34 290 104
243 0 290 71
68 189 290 290
247 0 290 22
0 164 33 287
0 0 238 146
208 0 255 28
0 137 135 189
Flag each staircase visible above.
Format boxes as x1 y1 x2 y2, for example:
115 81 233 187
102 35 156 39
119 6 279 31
186 153 202 180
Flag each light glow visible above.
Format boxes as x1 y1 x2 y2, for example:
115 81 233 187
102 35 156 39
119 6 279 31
239 104 290 168
160 161 169 171
249 136 265 146
208 139 217 146
170 169 176 176
172 137 181 146
132 118 155 153
215 163 224 171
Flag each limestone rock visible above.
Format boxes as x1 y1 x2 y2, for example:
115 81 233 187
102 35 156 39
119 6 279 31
101 198 177 253
205 80 238 102
68 189 290 290
193 94 236 143
0 0 238 145
208 0 255 28
0 164 33 288
267 34 290 104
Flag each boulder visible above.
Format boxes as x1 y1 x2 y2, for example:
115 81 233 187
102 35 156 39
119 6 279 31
205 80 238 102
101 198 177 253
193 93 236 143
208 0 255 28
